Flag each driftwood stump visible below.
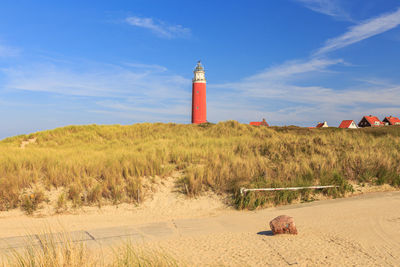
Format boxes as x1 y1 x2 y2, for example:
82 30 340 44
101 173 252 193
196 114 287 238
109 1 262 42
269 215 298 235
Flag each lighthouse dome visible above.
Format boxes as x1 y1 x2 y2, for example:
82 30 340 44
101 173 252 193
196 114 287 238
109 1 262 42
194 61 204 72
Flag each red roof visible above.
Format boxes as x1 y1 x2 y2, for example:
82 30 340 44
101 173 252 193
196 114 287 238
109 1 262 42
364 115 384 127
250 118 269 126
339 120 354 128
315 121 329 128
383 116 400 125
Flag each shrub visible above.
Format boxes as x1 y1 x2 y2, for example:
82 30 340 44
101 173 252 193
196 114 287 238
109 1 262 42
0 179 20 211
87 184 102 205
56 192 67 213
125 177 142 203
68 184 83 207
20 189 46 215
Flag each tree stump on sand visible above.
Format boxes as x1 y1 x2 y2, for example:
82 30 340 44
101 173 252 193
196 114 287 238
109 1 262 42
270 215 298 235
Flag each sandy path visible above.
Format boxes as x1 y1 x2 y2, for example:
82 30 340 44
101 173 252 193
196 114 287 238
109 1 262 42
19 137 36 149
0 179 399 266
0 177 231 237
136 191 399 266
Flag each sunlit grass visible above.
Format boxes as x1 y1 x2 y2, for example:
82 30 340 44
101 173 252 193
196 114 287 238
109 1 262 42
0 121 399 211
0 231 179 267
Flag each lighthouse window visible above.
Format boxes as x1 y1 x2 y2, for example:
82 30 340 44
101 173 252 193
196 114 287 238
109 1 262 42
196 106 199 109
196 91 199 94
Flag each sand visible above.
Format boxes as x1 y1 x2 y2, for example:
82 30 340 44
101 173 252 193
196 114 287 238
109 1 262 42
0 178 399 266
0 177 231 236
19 137 36 149
149 192 400 266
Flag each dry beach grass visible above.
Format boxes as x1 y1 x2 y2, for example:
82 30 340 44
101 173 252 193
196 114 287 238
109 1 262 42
0 121 399 214
1 234 180 267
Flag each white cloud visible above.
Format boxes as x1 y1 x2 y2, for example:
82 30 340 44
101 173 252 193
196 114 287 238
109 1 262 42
125 16 191 39
3 62 190 98
94 99 191 120
316 7 400 55
245 58 343 80
1 60 193 123
215 58 344 96
295 0 352 21
212 57 400 126
122 62 167 72
0 43 19 57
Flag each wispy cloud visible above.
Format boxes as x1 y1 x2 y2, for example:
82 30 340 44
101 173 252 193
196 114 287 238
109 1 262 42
3 61 189 98
216 58 344 97
244 58 344 80
0 43 19 57
295 0 352 21
213 57 400 125
122 62 167 72
1 59 192 123
125 16 191 39
94 99 190 119
316 7 400 55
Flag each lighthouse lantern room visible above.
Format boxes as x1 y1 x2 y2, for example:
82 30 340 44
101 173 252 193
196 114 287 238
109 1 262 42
191 61 207 124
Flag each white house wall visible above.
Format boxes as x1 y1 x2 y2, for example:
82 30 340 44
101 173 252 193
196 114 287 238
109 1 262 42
348 122 358 129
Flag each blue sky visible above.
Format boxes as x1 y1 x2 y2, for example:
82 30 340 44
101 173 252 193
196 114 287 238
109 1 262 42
1 0 400 138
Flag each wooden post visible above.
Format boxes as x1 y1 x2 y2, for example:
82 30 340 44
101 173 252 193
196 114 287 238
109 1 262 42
185 184 189 195
240 185 339 195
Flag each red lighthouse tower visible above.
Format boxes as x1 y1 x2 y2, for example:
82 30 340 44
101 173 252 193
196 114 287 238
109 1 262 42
191 61 207 124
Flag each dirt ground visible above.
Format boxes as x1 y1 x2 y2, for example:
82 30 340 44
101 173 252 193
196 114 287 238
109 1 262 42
0 179 399 266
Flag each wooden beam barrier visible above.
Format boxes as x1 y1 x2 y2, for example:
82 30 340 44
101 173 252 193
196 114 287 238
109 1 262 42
240 185 339 195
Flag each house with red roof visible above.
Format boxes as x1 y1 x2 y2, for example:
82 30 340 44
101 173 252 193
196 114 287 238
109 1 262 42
339 120 358 129
316 121 328 128
250 118 269 126
382 116 400 126
358 115 384 127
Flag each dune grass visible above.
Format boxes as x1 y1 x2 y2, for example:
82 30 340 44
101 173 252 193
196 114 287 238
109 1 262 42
1 232 179 267
0 121 399 211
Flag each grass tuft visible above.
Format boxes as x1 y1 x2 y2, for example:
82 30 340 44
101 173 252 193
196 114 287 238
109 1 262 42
1 231 180 267
20 189 46 215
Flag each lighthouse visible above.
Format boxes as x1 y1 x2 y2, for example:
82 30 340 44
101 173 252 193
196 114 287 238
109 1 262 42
191 61 207 124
